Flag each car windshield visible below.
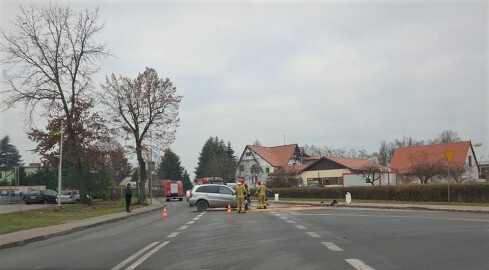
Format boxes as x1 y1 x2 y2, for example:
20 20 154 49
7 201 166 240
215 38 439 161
27 190 40 195
61 191 72 195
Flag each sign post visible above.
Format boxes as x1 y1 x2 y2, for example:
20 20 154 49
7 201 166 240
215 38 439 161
444 151 455 203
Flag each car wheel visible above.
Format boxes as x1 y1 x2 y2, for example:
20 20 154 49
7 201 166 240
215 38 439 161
75 199 79 204
196 200 208 212
179 198 183 201
43 200 48 205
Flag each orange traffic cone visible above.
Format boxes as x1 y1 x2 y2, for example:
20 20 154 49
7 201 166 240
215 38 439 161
227 204 232 214
162 206 168 218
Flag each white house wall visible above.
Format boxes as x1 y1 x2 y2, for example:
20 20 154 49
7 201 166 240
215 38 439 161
300 169 351 186
235 149 273 184
343 173 397 187
464 149 479 180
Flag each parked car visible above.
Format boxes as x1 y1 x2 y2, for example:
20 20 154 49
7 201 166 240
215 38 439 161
25 189 58 204
186 184 237 212
307 183 323 187
57 190 80 204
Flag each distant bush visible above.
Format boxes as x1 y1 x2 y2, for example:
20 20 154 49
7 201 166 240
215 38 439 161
271 184 489 203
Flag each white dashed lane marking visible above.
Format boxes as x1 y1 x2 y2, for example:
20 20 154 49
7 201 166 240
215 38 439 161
178 225 189 230
166 232 180 238
321 241 343 251
345 259 375 270
186 221 195 224
306 232 321 238
281 211 374 269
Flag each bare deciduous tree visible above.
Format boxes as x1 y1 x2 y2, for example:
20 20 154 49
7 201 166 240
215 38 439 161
428 130 462 144
268 168 302 188
351 165 383 186
1 4 108 118
101 67 182 204
407 152 445 184
1 3 109 202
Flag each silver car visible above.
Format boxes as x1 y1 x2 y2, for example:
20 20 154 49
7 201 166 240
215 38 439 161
186 184 237 212
56 190 80 204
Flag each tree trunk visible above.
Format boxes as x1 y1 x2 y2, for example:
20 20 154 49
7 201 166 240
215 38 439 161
136 146 147 204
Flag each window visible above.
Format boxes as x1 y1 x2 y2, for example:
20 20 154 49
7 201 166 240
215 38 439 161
239 165 244 171
246 152 251 157
266 168 270 173
219 187 233 195
469 156 472 167
205 186 219 193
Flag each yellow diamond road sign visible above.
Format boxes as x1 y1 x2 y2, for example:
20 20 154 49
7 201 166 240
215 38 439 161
444 151 455 164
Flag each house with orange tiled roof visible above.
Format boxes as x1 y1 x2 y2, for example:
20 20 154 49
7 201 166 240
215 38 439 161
301 156 392 187
390 141 480 183
235 144 304 187
269 156 393 187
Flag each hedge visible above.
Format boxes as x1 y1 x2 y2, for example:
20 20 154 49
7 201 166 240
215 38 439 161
269 184 489 203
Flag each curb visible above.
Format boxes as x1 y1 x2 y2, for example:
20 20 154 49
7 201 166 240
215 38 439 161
271 200 489 214
0 204 163 250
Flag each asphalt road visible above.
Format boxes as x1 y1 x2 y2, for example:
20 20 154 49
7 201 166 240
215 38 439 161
0 200 488 270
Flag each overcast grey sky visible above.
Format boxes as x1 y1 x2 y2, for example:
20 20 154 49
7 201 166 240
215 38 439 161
1 0 488 178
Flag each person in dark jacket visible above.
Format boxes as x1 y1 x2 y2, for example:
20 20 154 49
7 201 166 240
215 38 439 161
125 183 133 212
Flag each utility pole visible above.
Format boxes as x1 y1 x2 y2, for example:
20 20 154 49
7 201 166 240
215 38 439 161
57 119 64 209
149 133 153 204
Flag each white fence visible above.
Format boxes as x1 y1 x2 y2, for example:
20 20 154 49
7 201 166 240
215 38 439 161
342 172 396 187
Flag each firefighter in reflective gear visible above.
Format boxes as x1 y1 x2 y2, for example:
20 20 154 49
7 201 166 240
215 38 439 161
235 179 246 213
254 180 269 209
244 182 251 210
244 183 250 198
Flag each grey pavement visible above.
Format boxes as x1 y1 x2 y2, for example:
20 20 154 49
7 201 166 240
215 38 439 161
1 198 488 250
273 199 489 214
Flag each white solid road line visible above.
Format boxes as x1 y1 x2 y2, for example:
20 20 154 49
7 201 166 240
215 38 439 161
306 232 321 238
291 212 489 223
321 241 344 251
125 241 170 270
345 259 375 270
167 232 180 238
111 242 159 270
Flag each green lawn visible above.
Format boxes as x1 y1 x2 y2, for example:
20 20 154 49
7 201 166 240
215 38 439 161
0 198 145 235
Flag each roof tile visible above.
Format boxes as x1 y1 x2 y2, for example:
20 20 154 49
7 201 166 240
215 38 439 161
248 144 298 167
390 141 471 174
